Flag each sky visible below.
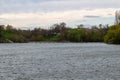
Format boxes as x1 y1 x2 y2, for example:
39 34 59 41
0 0 120 28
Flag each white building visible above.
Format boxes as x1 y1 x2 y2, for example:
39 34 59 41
115 10 120 24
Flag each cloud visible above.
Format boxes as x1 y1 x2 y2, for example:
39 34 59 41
84 15 101 18
0 0 119 28
0 0 120 13
0 18 10 24
0 8 117 28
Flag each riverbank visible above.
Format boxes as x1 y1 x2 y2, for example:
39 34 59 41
0 24 120 44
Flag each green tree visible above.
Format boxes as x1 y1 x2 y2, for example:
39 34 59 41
104 25 120 44
65 29 86 42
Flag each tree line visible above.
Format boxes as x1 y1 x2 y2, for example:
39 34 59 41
0 22 119 44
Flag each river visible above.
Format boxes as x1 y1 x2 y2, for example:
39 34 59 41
0 43 120 80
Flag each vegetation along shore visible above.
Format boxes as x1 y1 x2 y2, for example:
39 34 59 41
0 23 120 44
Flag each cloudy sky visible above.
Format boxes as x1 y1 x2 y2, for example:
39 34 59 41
0 0 120 28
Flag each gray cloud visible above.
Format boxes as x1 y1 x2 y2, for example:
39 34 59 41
0 0 120 14
84 15 101 18
0 0 118 27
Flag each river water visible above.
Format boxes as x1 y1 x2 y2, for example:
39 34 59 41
0 43 120 80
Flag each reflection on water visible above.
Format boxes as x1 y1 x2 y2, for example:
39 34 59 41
0 43 120 80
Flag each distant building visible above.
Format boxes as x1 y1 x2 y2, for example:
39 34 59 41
115 10 120 24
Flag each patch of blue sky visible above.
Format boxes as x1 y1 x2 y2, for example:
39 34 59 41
67 17 115 28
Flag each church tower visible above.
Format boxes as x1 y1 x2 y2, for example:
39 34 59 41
115 10 120 24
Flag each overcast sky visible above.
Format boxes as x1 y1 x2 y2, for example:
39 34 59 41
0 0 120 28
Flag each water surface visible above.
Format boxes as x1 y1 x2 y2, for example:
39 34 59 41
0 43 120 80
